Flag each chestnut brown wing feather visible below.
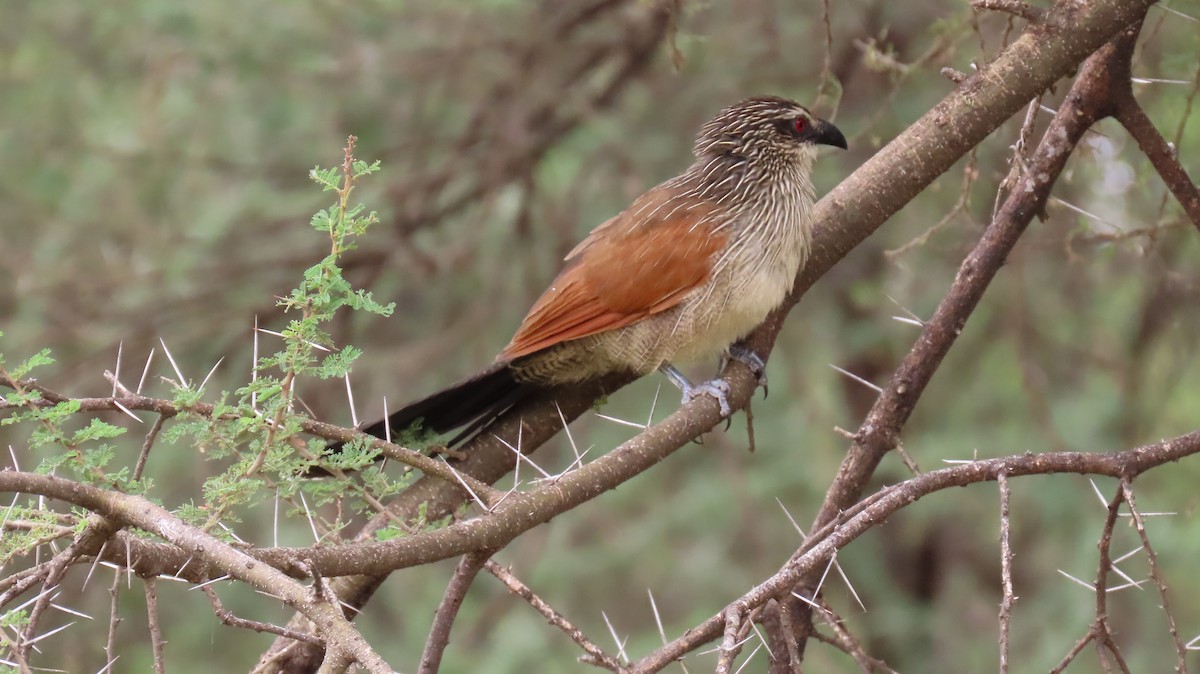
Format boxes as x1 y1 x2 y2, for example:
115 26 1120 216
501 190 726 360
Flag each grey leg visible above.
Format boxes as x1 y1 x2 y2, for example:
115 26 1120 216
724 343 769 397
659 363 733 417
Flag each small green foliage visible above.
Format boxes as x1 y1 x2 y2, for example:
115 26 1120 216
314 437 381 472
374 526 405 542
319 345 363 379
175 502 208 528
0 506 62 566
9 348 53 380
71 418 126 444
1 140 416 609
17 399 81 433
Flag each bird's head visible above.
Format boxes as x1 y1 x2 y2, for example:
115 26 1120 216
693 96 847 165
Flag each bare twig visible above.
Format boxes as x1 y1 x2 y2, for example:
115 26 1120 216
1112 96 1200 232
1091 486 1132 674
810 622 900 673
104 567 121 670
715 605 745 674
1050 631 1097 674
145 578 166 674
201 586 321 646
133 414 169 482
1120 481 1188 673
418 551 491 674
997 472 1015 674
483 560 623 672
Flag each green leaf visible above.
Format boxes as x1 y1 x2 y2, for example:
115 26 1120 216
309 166 341 190
318 346 362 379
11 349 53 379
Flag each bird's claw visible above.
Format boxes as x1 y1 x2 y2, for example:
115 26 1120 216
726 345 769 398
681 379 733 417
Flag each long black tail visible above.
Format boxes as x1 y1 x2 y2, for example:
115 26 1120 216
348 362 534 449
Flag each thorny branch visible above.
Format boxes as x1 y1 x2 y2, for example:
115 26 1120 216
0 376 502 507
4 0 1197 671
1090 486 1132 673
1120 482 1188 673
628 430 1200 673
484 561 625 672
780 11 1130 665
0 472 394 674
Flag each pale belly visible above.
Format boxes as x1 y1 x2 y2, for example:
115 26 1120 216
544 245 801 379
666 253 798 365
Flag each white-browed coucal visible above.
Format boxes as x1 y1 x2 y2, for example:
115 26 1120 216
345 96 845 449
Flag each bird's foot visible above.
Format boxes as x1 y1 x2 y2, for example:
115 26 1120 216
682 379 733 417
724 344 769 397
661 364 733 417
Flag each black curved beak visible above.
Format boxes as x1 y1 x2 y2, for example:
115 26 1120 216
813 118 848 150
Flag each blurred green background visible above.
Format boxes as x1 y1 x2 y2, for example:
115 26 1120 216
2 0 1199 671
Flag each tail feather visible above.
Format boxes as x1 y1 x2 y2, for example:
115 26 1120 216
352 363 532 448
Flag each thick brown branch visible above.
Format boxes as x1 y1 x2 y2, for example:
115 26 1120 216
6 429 1198 671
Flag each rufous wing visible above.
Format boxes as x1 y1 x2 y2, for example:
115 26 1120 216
500 187 728 360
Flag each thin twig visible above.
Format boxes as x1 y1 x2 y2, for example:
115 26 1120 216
202 586 321 645
0 378 502 503
483 560 623 672
1112 95 1200 232
418 551 491 674
1050 631 1097 674
134 414 168 482
1092 485 1132 674
104 567 121 668
810 623 900 673
144 578 166 674
997 472 1015 674
715 605 745 674
1120 481 1187 673
16 515 118 661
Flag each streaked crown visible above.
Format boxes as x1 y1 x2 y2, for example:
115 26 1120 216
692 96 846 161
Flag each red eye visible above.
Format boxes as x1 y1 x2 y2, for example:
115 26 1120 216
793 117 808 134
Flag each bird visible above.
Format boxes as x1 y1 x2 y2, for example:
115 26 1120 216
340 95 845 452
